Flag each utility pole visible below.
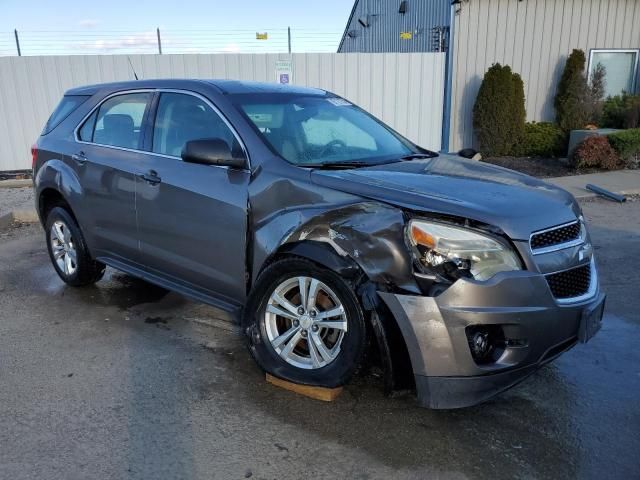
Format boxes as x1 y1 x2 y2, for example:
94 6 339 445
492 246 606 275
14 29 21 56
157 28 162 55
287 26 291 54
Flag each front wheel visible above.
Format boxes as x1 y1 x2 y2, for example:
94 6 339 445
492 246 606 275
244 258 367 388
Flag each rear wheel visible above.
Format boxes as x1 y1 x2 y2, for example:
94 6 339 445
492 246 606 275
244 257 366 387
45 206 105 286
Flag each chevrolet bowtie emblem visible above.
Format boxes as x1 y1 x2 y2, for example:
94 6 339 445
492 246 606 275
578 243 592 262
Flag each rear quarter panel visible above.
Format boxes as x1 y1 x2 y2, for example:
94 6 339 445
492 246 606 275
34 94 101 242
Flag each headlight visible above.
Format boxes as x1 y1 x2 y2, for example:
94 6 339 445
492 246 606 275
408 220 522 281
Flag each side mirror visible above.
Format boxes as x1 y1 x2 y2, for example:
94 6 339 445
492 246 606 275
181 138 246 169
458 148 482 161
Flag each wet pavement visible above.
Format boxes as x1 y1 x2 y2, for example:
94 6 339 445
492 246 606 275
1 198 639 480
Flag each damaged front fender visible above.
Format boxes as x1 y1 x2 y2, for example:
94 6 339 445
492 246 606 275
253 201 420 295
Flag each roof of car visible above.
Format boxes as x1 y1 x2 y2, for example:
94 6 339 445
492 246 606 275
65 78 328 97
205 80 327 96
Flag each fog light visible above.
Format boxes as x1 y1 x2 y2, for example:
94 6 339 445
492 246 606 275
465 325 506 364
471 331 490 359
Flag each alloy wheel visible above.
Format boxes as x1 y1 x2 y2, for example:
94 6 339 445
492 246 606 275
50 220 77 276
264 276 348 369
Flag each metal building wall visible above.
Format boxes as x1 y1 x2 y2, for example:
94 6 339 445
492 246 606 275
0 52 446 171
450 0 640 151
338 0 451 53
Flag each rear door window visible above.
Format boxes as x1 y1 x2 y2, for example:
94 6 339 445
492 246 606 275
81 92 151 149
42 95 89 135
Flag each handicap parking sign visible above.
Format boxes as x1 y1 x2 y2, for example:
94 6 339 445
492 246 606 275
275 60 293 85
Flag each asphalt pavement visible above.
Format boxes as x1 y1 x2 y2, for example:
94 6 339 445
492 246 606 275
0 197 639 480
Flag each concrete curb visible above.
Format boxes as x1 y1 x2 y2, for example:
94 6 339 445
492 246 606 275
12 209 39 223
0 209 39 229
572 188 640 200
0 179 32 188
0 212 13 230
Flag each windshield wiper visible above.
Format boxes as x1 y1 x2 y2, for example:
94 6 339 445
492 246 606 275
400 153 435 161
303 161 373 169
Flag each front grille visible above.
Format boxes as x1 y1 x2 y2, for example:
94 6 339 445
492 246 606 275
531 221 581 250
545 264 591 299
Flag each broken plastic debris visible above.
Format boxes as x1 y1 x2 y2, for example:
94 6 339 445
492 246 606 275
586 184 626 203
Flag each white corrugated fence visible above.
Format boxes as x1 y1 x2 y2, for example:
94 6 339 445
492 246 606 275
0 52 445 171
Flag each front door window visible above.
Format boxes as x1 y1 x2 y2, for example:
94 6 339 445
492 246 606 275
152 92 237 157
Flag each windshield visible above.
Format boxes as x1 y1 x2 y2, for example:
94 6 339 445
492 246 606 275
233 94 420 166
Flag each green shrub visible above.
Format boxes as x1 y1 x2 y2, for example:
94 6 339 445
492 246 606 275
571 135 621 170
555 49 590 133
512 122 565 157
601 93 640 129
473 63 526 156
625 96 640 129
512 73 526 145
608 128 640 168
602 94 628 128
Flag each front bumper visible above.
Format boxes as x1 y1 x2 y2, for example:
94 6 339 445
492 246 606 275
378 268 604 409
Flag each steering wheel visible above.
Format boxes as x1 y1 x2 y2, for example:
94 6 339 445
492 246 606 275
319 139 347 157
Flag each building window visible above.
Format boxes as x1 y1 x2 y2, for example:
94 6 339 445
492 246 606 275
589 49 639 97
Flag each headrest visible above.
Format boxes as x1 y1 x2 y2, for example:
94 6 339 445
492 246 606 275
103 113 134 131
173 103 208 123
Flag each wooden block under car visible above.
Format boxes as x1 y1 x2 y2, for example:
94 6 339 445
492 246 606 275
265 374 343 402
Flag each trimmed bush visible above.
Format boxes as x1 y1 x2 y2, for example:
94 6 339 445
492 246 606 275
602 94 628 128
512 73 526 146
555 49 590 133
571 135 621 170
625 96 640 129
608 128 640 168
473 63 526 156
601 93 640 129
512 122 565 157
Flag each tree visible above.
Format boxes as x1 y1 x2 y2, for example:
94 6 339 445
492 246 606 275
473 63 526 156
588 62 606 125
555 49 590 132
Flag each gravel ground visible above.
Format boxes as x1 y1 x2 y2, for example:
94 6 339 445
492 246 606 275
0 186 34 218
0 197 638 480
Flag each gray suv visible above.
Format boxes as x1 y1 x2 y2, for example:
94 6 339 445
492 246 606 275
33 79 605 408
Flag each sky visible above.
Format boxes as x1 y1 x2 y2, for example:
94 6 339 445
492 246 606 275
0 0 354 55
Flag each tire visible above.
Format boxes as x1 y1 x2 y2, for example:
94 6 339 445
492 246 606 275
45 206 105 286
244 257 367 388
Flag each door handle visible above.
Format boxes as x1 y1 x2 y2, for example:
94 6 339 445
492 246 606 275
139 170 161 185
71 152 87 165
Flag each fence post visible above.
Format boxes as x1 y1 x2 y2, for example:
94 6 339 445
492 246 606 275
14 29 21 56
157 28 162 54
287 26 291 54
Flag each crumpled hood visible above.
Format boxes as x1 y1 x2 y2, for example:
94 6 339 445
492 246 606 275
310 155 581 240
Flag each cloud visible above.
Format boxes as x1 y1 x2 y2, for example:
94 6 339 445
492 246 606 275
78 19 100 28
222 43 241 53
73 31 158 52
174 42 242 54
